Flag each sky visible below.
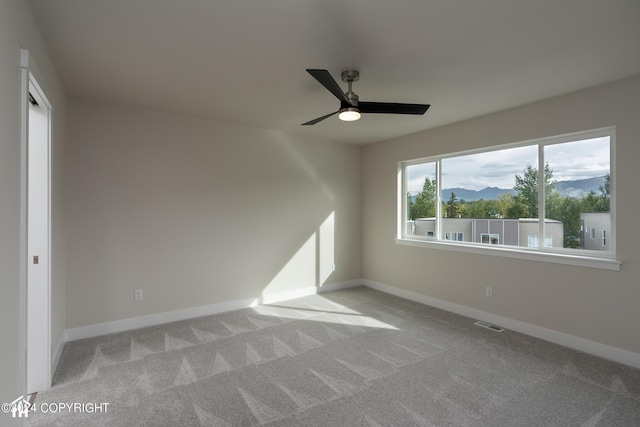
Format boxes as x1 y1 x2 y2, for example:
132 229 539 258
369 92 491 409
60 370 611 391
406 136 610 194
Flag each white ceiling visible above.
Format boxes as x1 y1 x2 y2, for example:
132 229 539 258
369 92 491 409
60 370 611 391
27 0 640 145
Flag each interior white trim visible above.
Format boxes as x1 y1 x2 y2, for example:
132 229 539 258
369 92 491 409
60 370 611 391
65 280 361 342
19 48 30 399
51 333 66 380
395 238 621 271
363 279 640 369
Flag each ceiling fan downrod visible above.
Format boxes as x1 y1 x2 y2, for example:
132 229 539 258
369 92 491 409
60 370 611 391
340 69 360 120
341 69 360 107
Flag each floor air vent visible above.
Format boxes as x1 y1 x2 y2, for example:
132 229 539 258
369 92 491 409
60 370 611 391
474 321 504 332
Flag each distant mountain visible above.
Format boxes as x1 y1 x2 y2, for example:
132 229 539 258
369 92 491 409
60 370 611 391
441 187 515 202
436 176 606 202
553 176 606 198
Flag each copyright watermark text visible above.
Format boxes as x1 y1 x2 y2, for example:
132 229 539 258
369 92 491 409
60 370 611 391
2 396 109 418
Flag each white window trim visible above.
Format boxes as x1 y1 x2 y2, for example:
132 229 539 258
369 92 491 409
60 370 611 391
397 127 620 271
396 237 620 271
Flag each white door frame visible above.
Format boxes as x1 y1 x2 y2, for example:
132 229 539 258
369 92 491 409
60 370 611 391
20 48 52 394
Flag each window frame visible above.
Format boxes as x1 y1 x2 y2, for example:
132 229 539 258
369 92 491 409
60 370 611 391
397 127 620 271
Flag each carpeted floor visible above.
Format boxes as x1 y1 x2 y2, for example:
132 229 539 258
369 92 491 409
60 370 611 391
27 287 640 426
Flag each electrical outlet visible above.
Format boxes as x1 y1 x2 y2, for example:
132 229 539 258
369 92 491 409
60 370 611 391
332 264 336 272
485 286 493 298
134 289 143 301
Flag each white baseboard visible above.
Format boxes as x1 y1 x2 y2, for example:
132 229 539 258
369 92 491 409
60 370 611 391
318 279 363 292
63 278 639 369
65 280 362 342
51 332 66 384
363 279 640 369
260 279 361 304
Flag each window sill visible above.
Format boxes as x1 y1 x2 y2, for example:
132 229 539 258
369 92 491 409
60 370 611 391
395 238 621 271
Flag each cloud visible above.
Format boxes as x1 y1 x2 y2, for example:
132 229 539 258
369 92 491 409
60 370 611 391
406 136 609 194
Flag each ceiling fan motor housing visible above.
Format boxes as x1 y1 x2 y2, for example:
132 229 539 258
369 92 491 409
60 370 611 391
341 69 360 83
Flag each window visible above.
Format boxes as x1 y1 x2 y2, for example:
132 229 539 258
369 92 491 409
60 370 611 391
528 235 552 248
398 127 617 269
406 162 437 221
445 232 464 241
481 234 499 245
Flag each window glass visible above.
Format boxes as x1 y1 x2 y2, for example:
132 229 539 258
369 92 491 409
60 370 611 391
400 129 614 258
441 145 537 221
405 162 437 237
528 235 553 248
481 234 499 245
545 137 610 250
445 232 464 241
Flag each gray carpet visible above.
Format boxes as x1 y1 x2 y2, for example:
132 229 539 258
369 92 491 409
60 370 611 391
27 287 640 426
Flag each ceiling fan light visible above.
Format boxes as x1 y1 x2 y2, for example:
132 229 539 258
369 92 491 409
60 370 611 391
338 108 361 122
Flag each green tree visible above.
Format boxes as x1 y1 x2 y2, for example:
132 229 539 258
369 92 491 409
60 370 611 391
463 199 494 218
409 177 437 219
506 196 530 219
545 190 564 221
495 193 516 218
581 191 600 213
445 192 460 218
598 173 610 211
457 200 469 218
558 196 582 248
513 163 556 218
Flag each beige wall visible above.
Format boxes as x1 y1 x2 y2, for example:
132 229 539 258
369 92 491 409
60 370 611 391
363 75 640 355
0 0 67 414
65 99 362 328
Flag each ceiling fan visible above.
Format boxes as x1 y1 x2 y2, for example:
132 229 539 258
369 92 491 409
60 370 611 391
302 69 430 125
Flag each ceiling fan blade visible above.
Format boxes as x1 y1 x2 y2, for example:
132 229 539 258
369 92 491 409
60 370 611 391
359 102 430 115
306 69 351 104
301 111 339 126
